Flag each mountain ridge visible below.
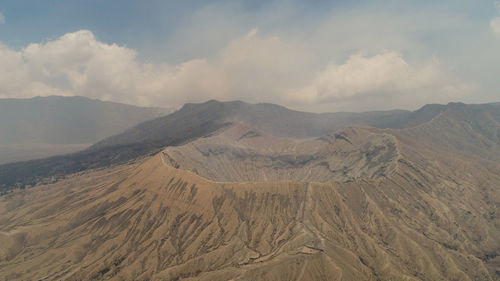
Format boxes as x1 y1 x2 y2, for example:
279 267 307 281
0 100 497 190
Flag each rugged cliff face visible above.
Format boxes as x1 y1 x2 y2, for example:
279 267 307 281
0 102 499 281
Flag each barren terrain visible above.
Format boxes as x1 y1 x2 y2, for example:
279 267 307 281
0 102 499 281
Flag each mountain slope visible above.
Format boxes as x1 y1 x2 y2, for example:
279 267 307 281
0 96 172 164
0 114 499 280
0 100 490 191
392 102 500 161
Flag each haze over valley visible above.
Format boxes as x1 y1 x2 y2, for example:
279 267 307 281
0 96 171 164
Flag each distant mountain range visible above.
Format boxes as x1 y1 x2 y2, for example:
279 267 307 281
0 99 499 280
0 96 172 164
90 100 444 149
0 99 497 190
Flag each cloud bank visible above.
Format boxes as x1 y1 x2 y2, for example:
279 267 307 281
290 52 472 111
0 29 472 112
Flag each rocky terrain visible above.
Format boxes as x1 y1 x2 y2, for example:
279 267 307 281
0 101 499 280
162 123 399 182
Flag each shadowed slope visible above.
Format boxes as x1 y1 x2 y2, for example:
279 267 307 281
90 100 437 150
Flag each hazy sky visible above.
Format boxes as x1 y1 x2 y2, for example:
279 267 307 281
0 0 499 112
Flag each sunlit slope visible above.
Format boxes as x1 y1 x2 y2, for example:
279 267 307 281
1 121 499 280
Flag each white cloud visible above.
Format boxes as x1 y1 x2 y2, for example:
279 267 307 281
491 2 500 36
289 52 473 111
0 29 311 106
0 29 471 111
0 12 5 24
0 30 224 106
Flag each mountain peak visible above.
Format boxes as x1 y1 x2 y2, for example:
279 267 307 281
446 101 467 107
